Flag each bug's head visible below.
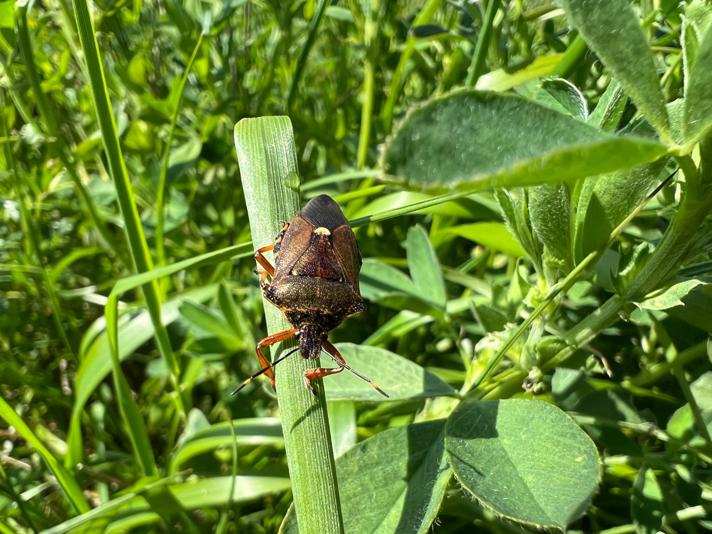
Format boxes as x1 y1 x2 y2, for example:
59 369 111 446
298 325 326 360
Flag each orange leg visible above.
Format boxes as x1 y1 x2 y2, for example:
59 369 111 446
255 328 298 387
255 243 275 279
321 340 389 398
233 328 298 395
303 364 344 397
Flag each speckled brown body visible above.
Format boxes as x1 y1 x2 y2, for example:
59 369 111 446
234 195 386 397
262 195 364 359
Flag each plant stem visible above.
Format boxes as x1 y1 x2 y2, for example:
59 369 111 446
15 5 119 260
357 0 379 169
287 0 328 110
72 0 186 415
465 0 499 87
552 35 588 78
156 31 205 268
381 0 443 131
235 117 344 534
486 161 712 398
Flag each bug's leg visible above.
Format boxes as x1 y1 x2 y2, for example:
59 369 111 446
322 340 389 398
233 346 299 395
254 243 276 278
303 362 344 398
251 327 298 389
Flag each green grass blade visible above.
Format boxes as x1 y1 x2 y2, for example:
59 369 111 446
235 116 345 534
66 285 219 468
287 0 328 109
43 475 291 534
155 31 206 267
0 396 90 514
71 0 185 416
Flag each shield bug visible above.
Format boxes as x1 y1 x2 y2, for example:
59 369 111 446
233 194 388 398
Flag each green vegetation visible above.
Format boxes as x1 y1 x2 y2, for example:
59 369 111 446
1 1 711 532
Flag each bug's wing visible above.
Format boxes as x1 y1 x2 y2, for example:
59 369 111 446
332 225 362 291
300 194 348 231
274 216 313 275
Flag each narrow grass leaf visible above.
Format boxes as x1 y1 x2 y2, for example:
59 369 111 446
179 300 241 347
382 90 666 192
435 222 525 257
360 259 445 318
280 420 452 534
0 397 89 514
445 399 600 530
72 0 183 420
475 55 563 92
170 418 284 473
43 476 291 534
235 116 344 533
66 285 217 468
323 343 456 401
559 0 669 137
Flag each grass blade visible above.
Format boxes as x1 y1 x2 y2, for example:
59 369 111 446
71 0 186 454
235 116 345 534
0 396 90 514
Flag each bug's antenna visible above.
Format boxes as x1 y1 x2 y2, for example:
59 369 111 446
321 348 389 398
232 346 299 395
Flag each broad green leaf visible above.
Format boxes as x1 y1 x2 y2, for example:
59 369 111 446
668 284 712 332
43 476 291 534
684 21 712 144
559 0 670 137
680 1 712 97
445 399 600 530
495 189 542 264
631 468 664 534
382 90 666 192
636 279 705 311
322 343 455 401
667 372 712 443
280 420 452 534
520 78 587 119
572 157 667 263
327 401 357 457
66 285 218 468
588 80 627 131
436 222 525 257
0 0 14 28
171 418 284 473
528 183 572 271
406 225 446 309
